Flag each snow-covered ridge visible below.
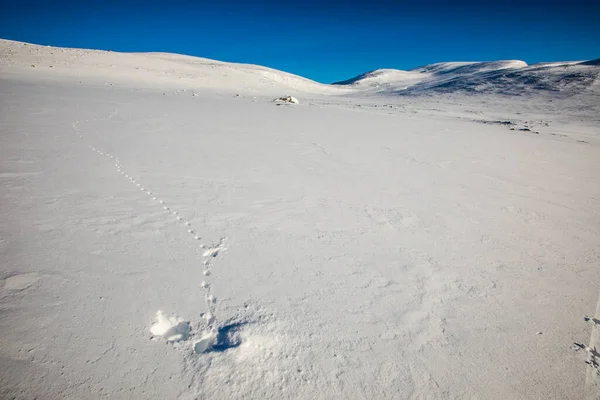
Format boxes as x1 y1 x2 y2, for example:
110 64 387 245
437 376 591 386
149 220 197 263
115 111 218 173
333 61 529 87
334 59 600 96
1 39 598 96
415 60 528 74
0 39 346 95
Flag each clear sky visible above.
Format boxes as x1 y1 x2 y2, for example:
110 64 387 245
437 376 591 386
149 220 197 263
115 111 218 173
1 0 599 83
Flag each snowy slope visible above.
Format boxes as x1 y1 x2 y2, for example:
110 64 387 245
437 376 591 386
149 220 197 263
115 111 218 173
335 61 527 88
1 39 600 399
334 59 600 97
0 39 347 95
3 39 598 98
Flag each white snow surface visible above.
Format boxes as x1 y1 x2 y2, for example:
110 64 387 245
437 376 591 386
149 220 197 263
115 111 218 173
334 59 600 97
1 39 600 399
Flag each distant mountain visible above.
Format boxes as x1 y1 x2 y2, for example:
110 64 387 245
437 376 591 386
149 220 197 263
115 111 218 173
334 60 600 96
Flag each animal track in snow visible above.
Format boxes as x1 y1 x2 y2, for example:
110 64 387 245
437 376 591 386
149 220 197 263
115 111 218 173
193 322 245 354
73 114 236 355
203 237 228 260
574 342 600 373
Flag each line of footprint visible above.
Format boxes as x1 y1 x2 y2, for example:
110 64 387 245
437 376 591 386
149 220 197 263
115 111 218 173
73 119 226 352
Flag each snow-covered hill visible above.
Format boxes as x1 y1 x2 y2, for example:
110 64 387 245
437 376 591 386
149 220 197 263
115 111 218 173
2 39 599 98
334 60 600 97
0 39 346 95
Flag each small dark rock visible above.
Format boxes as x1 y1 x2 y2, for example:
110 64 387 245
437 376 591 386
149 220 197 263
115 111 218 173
480 120 515 126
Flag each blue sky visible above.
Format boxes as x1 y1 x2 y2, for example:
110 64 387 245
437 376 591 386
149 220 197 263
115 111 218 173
1 0 599 83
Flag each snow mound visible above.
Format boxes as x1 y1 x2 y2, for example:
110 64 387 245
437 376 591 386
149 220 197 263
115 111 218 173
273 95 299 104
150 311 191 342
